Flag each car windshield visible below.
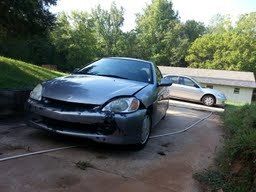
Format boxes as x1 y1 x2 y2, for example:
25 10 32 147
76 58 153 83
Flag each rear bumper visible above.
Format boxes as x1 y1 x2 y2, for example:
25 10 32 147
215 97 226 106
26 99 147 144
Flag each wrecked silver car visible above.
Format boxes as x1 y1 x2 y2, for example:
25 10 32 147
26 57 172 148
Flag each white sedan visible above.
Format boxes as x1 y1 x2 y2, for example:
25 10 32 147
164 75 226 107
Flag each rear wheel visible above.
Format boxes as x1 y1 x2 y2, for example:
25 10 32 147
202 95 215 106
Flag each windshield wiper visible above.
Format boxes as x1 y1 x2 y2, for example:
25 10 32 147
96 74 129 80
75 72 129 80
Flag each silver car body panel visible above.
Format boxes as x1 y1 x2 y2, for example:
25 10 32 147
42 75 148 105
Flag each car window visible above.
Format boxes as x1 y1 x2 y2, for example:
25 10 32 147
180 77 198 87
77 58 153 83
155 66 163 83
164 76 179 84
171 76 179 84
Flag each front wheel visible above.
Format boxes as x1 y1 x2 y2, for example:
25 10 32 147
202 95 215 106
133 114 152 150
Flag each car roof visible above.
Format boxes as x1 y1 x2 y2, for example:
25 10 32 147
106 57 152 64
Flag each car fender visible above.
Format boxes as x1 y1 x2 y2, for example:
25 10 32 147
134 84 157 108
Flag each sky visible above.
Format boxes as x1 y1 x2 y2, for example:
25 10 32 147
50 0 256 31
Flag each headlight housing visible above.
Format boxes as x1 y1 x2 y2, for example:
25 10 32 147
30 84 42 101
102 97 140 113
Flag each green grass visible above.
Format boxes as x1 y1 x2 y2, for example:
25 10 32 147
194 104 256 191
0 56 65 89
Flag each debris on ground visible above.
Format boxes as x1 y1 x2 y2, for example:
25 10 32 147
157 151 166 156
75 161 95 170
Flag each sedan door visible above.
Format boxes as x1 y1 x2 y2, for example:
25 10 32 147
164 76 183 98
177 77 204 101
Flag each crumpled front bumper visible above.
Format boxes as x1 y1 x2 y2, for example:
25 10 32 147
26 99 147 144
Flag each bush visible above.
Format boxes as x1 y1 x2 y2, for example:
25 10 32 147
194 104 256 192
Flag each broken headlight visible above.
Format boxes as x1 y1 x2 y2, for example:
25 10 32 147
30 84 42 101
102 97 140 113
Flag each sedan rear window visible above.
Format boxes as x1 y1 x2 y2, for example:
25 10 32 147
77 58 153 83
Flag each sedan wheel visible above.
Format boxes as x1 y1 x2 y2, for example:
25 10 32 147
131 114 151 150
140 115 151 144
202 95 215 106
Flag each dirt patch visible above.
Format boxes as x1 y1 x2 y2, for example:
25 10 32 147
160 142 173 148
55 174 81 188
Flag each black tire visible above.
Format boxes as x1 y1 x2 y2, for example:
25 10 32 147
132 114 152 150
202 95 215 106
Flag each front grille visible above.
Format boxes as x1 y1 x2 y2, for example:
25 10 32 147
41 117 116 135
41 97 99 111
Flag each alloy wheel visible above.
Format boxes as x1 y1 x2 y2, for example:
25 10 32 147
203 96 215 106
140 115 151 144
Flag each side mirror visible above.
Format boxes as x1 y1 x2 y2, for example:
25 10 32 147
72 68 80 74
158 78 173 87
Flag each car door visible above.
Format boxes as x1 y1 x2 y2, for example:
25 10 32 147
177 77 204 101
164 76 181 98
152 66 168 126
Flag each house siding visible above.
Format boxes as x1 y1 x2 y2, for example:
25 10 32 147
201 84 253 104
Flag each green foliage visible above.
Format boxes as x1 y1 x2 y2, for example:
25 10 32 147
222 104 256 160
186 12 256 73
194 169 252 192
193 170 226 191
236 12 256 35
91 3 125 57
1 0 254 74
194 104 256 191
0 56 65 89
0 36 61 66
0 0 57 38
115 30 141 58
50 3 129 71
183 20 206 43
0 0 61 70
136 0 189 66
51 12 97 71
208 14 233 33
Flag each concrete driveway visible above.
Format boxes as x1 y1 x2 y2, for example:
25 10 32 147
0 106 223 192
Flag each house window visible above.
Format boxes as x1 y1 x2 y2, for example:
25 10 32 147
234 88 240 94
206 85 213 89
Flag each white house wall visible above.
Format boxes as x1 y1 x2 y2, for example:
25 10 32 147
201 84 253 104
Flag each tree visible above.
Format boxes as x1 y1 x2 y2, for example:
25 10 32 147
0 0 57 38
136 0 189 66
114 30 140 57
186 12 256 73
208 14 233 33
183 20 206 43
51 12 97 71
91 3 125 57
236 12 256 36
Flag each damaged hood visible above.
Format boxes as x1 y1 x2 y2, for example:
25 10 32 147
42 75 148 105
